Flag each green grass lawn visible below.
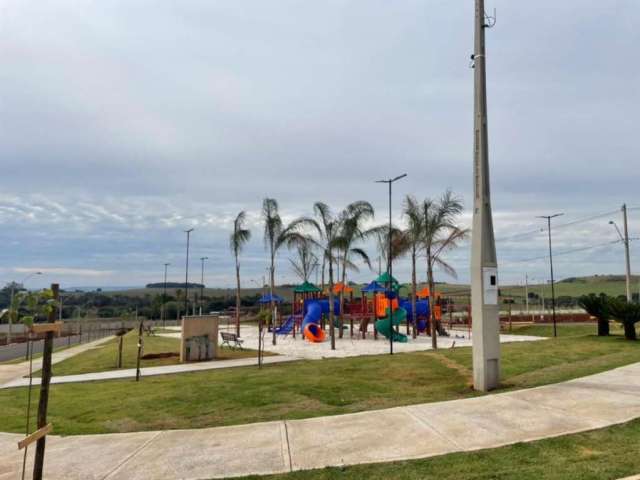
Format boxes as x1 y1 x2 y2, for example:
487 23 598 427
35 330 263 376
238 418 640 480
0 326 639 435
506 322 627 338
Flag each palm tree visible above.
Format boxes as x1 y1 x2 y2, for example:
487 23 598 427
289 242 318 282
295 202 342 350
422 190 467 349
262 198 306 345
578 293 610 336
230 211 251 336
607 297 640 340
335 201 374 337
395 195 426 338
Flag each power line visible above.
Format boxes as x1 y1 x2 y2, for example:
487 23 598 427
496 208 620 243
505 239 622 264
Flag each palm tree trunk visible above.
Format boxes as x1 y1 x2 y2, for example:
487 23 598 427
329 257 335 350
427 248 438 350
624 321 637 340
235 261 241 336
411 249 417 338
270 252 276 346
339 259 346 339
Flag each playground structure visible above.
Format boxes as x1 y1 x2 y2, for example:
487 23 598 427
273 273 452 344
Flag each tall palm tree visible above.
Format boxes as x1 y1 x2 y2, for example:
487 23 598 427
230 211 251 336
289 242 318 282
294 202 342 350
335 201 374 337
394 195 425 338
422 190 467 349
262 198 306 345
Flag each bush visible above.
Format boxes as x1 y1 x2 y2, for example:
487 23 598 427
578 294 610 336
607 298 640 340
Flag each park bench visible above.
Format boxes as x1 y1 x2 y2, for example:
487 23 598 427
220 331 244 350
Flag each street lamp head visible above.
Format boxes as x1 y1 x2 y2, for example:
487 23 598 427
184 228 194 233
392 173 408 182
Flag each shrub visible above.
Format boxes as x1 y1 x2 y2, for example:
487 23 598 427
578 293 610 336
607 298 640 340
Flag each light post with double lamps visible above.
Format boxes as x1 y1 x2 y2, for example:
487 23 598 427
8 271 42 343
375 173 407 355
183 229 194 318
161 263 170 327
199 257 208 315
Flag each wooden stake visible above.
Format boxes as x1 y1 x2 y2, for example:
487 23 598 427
117 335 123 369
135 319 143 381
33 283 58 480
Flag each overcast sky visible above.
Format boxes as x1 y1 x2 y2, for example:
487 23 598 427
1 1 638 291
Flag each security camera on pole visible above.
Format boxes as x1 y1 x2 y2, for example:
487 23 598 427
471 0 500 392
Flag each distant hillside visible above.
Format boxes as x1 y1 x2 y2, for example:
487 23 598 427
559 275 640 284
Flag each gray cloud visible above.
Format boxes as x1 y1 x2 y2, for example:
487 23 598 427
0 1 638 289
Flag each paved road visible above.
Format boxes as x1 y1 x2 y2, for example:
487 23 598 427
2 361 640 480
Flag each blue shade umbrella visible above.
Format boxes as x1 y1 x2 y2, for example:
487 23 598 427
258 293 284 304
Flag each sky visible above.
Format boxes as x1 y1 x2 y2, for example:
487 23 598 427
1 1 639 291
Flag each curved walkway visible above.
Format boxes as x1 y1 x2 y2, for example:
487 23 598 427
0 336 114 386
2 361 640 480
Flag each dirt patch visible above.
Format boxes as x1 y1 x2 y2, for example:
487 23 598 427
141 352 179 360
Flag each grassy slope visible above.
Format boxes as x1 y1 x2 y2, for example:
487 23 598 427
240 418 640 480
0 325 639 435
37 331 262 376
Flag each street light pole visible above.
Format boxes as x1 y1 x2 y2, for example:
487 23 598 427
471 0 500 392
537 213 563 337
610 207 633 302
376 173 407 355
162 263 170 327
184 229 194 318
200 257 208 315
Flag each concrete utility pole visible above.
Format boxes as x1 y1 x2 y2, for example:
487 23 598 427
471 0 500 392
622 204 632 302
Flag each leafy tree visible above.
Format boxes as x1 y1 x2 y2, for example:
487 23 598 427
422 190 467 349
578 294 610 336
289 242 318 283
607 298 640 340
230 210 251 336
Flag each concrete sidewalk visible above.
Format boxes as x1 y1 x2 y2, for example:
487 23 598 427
0 354 299 389
0 336 114 387
2 361 640 480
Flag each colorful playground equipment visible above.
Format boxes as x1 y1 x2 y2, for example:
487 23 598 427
301 299 340 343
286 277 447 344
374 291 409 343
